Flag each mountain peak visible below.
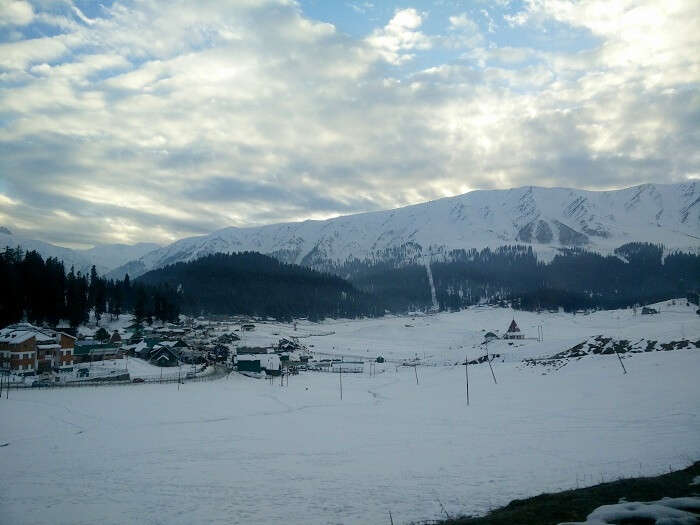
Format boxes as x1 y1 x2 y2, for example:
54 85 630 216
106 182 700 279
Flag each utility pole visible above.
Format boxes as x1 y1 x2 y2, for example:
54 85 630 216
339 362 343 400
465 353 469 406
614 348 627 374
414 364 419 385
484 341 497 385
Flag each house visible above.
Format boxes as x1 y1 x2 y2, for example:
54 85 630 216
148 345 179 367
237 353 280 376
641 307 659 315
241 323 256 332
0 323 75 375
130 337 165 359
73 342 122 363
503 319 524 340
178 348 206 364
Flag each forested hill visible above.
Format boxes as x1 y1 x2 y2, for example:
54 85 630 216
344 243 700 313
135 252 382 321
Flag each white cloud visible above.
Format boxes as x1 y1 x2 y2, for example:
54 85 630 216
0 0 34 26
366 8 431 64
0 0 697 246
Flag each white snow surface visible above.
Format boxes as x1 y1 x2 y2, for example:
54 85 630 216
1 304 699 525
562 497 700 524
108 182 700 278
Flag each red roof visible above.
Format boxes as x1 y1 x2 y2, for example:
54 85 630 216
506 319 520 333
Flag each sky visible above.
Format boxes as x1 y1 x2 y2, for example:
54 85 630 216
0 0 698 249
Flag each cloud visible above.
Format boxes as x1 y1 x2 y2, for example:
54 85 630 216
0 0 698 248
0 1 34 26
366 8 431 64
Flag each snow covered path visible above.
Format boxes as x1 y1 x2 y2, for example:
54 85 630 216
2 347 699 524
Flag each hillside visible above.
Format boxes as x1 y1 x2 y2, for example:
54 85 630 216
109 182 700 279
135 252 381 320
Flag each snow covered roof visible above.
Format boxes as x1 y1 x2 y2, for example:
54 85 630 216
506 319 521 333
0 324 57 344
236 354 260 362
0 331 36 344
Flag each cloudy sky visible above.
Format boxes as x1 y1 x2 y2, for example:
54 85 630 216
0 0 698 248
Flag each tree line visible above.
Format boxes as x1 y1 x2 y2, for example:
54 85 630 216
0 247 179 329
2 242 697 329
136 251 383 321
334 243 700 313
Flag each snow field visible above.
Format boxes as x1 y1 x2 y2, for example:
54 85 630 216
1 343 699 524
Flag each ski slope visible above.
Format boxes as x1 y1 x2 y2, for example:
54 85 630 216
1 303 698 525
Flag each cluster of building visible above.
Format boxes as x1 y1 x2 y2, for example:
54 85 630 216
234 337 312 376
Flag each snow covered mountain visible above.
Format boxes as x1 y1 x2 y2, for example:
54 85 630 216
0 230 159 275
109 182 700 279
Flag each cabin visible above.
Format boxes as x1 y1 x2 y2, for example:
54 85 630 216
109 331 122 345
641 307 659 315
237 353 280 376
148 345 179 367
73 342 122 363
503 319 524 340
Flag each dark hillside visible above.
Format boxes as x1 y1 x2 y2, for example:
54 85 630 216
136 252 382 321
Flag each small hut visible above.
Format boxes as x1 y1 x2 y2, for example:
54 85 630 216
484 331 499 342
503 319 524 340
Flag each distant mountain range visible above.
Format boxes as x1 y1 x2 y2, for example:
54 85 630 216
3 182 699 280
107 182 699 279
0 229 159 275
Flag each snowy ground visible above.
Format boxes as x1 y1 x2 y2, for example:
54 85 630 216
1 302 699 525
242 298 698 366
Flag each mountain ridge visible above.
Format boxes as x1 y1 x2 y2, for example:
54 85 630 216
3 182 698 279
108 182 699 279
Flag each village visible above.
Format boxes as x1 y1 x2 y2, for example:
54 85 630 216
0 317 314 386
1 296 691 390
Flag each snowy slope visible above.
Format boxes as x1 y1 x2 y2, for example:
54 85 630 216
0 230 159 275
1 304 699 525
110 182 700 278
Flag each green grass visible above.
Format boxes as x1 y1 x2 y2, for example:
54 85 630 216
433 461 699 525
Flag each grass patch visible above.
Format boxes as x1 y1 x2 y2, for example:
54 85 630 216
435 461 699 525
